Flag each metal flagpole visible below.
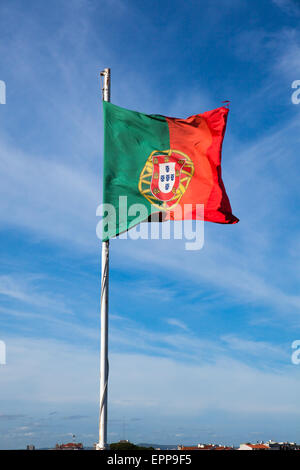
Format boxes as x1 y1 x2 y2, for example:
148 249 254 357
96 67 111 450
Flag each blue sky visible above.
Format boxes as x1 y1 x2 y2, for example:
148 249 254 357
0 0 300 449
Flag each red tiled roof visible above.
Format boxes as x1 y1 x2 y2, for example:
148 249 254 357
178 446 200 450
246 444 269 449
56 442 83 449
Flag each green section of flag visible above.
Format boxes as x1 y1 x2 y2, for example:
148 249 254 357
102 102 170 240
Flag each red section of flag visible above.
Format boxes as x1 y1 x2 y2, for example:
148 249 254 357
165 107 238 224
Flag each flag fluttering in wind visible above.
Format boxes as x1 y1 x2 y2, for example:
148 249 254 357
102 102 238 240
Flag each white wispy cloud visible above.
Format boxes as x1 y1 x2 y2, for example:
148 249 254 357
109 314 291 370
221 335 289 361
272 0 300 15
0 137 99 250
0 274 71 313
166 318 189 331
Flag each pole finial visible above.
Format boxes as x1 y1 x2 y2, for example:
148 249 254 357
100 68 111 102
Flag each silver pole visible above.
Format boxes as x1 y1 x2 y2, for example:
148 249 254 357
96 67 110 450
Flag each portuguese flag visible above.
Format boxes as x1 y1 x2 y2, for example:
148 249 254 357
103 102 238 240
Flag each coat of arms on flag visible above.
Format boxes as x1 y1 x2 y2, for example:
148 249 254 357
138 149 194 211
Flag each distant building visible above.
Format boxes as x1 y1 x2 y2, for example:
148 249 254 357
178 440 299 451
178 444 214 450
178 444 233 451
269 442 300 451
55 442 83 450
239 443 269 450
239 441 300 451
212 445 234 450
26 445 35 450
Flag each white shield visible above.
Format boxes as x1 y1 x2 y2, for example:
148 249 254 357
158 162 176 194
